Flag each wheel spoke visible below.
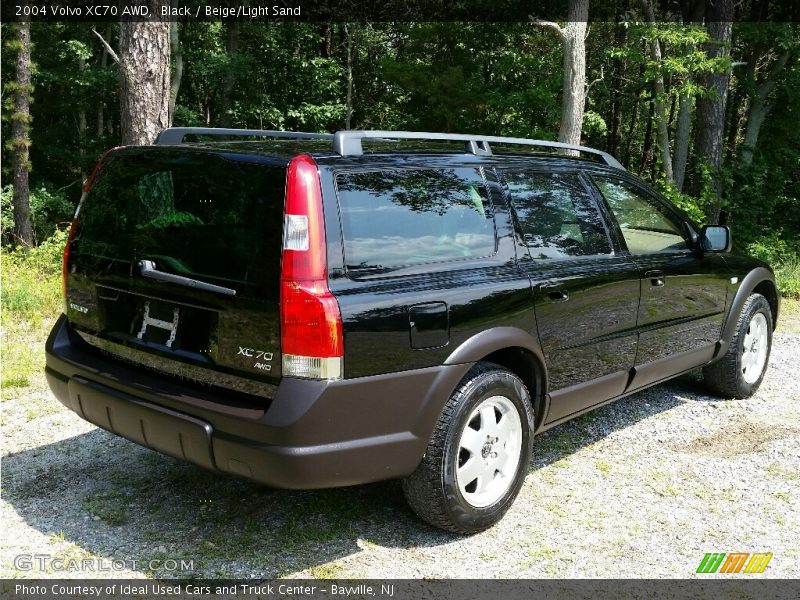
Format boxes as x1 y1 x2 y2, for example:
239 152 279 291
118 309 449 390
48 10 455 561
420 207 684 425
475 471 495 494
479 405 498 436
459 426 484 456
493 447 510 474
496 412 514 443
458 456 486 488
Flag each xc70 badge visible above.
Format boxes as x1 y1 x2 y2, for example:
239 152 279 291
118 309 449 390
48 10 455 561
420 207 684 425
238 347 273 371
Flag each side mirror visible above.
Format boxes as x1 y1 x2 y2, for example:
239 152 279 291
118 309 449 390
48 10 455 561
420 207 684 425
701 225 732 253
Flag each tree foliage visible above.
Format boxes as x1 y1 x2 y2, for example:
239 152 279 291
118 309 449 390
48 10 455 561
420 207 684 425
0 19 798 294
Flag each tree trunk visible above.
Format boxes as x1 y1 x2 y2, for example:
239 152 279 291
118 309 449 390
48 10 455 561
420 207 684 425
640 97 655 175
96 26 110 138
672 92 693 191
693 0 733 223
607 23 627 157
344 24 355 129
640 0 674 183
320 24 332 58
623 84 642 166
724 84 743 163
219 21 239 128
740 50 790 167
119 11 171 145
77 55 88 181
10 19 34 246
558 0 589 147
169 15 183 124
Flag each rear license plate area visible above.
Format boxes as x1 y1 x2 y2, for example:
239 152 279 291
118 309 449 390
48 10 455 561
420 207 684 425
97 288 217 355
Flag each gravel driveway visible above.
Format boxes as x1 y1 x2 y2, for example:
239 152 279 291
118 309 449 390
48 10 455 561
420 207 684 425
2 333 798 579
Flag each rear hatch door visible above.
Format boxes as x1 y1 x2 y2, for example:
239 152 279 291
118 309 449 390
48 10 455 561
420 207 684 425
65 147 286 399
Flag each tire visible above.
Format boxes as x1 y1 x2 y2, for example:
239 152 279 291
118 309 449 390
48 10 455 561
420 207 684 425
703 293 773 399
402 362 535 534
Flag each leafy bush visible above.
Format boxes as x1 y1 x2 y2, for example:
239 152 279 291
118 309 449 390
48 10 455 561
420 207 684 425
658 183 706 225
1 244 63 324
1 184 75 246
746 233 800 299
775 259 800 299
27 227 70 274
1 241 63 391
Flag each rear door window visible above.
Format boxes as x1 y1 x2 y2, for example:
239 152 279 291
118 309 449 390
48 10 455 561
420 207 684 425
336 168 496 272
76 152 285 293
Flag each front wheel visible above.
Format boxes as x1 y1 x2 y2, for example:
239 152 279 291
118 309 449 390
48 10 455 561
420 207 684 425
704 293 773 398
402 363 534 533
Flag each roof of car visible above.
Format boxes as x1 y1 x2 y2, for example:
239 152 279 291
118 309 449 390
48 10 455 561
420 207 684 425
144 140 618 171
151 128 626 170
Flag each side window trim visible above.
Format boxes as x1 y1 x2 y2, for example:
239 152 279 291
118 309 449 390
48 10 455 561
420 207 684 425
501 167 616 261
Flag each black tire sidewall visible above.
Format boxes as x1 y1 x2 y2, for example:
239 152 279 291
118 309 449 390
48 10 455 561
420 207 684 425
733 296 773 397
439 370 534 533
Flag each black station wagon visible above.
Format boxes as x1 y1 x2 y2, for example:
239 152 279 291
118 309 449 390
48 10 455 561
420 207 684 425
46 129 779 532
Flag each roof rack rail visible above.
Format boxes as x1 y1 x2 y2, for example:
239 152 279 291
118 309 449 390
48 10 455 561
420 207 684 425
332 130 625 170
155 127 334 145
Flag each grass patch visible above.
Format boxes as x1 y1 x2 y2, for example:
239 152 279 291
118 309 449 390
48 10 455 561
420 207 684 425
307 563 344 579
777 297 800 334
595 459 611 476
765 462 800 481
82 490 132 525
774 257 800 299
772 491 791 504
1 248 62 398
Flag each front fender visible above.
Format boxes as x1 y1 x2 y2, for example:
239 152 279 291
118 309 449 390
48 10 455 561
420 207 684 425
716 266 777 357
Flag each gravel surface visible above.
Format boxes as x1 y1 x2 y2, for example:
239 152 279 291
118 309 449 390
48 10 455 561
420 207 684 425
1 333 798 579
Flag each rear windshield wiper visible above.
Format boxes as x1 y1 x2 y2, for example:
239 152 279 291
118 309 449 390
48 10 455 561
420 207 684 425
138 260 236 296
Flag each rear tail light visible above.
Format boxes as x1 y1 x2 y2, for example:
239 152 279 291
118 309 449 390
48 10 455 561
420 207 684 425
64 146 124 304
62 218 77 300
82 146 124 193
280 154 343 380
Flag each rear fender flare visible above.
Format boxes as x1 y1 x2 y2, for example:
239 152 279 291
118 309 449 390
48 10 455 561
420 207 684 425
443 326 548 401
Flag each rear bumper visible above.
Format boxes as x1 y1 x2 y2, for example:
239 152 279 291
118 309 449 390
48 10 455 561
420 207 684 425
45 315 470 489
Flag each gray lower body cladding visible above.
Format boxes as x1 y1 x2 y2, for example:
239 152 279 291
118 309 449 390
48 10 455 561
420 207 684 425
45 315 471 489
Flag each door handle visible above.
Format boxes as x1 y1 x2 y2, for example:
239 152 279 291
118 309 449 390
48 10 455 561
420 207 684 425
645 270 665 287
547 290 570 302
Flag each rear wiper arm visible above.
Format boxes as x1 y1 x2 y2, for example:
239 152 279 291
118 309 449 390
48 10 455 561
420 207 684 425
138 260 236 297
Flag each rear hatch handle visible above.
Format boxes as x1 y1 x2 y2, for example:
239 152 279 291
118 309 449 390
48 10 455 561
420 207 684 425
138 260 236 297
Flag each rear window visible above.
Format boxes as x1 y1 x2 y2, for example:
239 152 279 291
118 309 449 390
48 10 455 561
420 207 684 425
336 168 496 272
75 152 285 290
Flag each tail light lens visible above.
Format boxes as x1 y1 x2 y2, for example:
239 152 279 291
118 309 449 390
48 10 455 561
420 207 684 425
280 154 343 380
62 218 77 300
64 146 123 305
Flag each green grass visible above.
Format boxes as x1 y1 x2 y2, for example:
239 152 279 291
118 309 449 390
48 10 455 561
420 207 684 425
774 257 800 299
765 462 800 481
778 297 800 334
81 490 132 526
595 459 612 476
1 249 62 397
